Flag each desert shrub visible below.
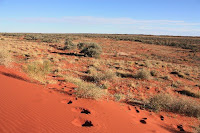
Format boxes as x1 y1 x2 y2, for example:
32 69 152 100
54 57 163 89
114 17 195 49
64 39 76 50
80 43 102 58
23 60 52 84
0 48 12 67
77 42 89 50
135 69 151 80
64 76 106 99
147 93 200 117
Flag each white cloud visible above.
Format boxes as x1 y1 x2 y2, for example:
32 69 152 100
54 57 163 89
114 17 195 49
15 16 190 25
2 16 200 36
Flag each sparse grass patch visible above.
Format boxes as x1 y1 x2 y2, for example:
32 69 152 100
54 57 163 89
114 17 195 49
147 93 200 117
0 48 13 67
23 60 52 84
64 76 106 99
88 66 116 82
113 93 125 102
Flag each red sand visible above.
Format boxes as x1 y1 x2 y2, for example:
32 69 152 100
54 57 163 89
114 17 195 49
0 66 191 133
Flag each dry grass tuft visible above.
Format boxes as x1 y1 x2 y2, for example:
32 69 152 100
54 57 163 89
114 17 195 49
23 60 52 84
65 76 106 99
88 66 116 82
113 93 125 101
147 93 200 117
135 69 151 80
0 48 13 67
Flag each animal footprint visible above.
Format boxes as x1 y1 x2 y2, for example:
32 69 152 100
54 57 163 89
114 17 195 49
67 100 73 104
177 125 185 132
135 107 140 113
71 107 91 115
72 118 94 127
140 118 147 124
160 115 164 121
82 120 93 127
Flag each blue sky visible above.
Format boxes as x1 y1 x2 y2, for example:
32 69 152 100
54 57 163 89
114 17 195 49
0 0 200 36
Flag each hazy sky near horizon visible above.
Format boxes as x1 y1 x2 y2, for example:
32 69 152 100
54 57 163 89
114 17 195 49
0 0 200 36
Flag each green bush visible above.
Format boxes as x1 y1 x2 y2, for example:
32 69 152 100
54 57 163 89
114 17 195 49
80 43 102 58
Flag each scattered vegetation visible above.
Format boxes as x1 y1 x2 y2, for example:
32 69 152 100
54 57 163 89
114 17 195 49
147 93 200 117
1 33 200 126
77 34 200 52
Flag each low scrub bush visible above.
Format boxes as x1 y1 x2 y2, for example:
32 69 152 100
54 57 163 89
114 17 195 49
77 42 89 50
147 93 200 117
80 43 102 58
64 39 76 50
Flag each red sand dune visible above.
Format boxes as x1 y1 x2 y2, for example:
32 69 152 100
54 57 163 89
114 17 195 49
0 66 183 133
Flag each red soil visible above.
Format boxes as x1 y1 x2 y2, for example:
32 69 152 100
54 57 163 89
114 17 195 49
1 36 199 133
1 65 194 133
